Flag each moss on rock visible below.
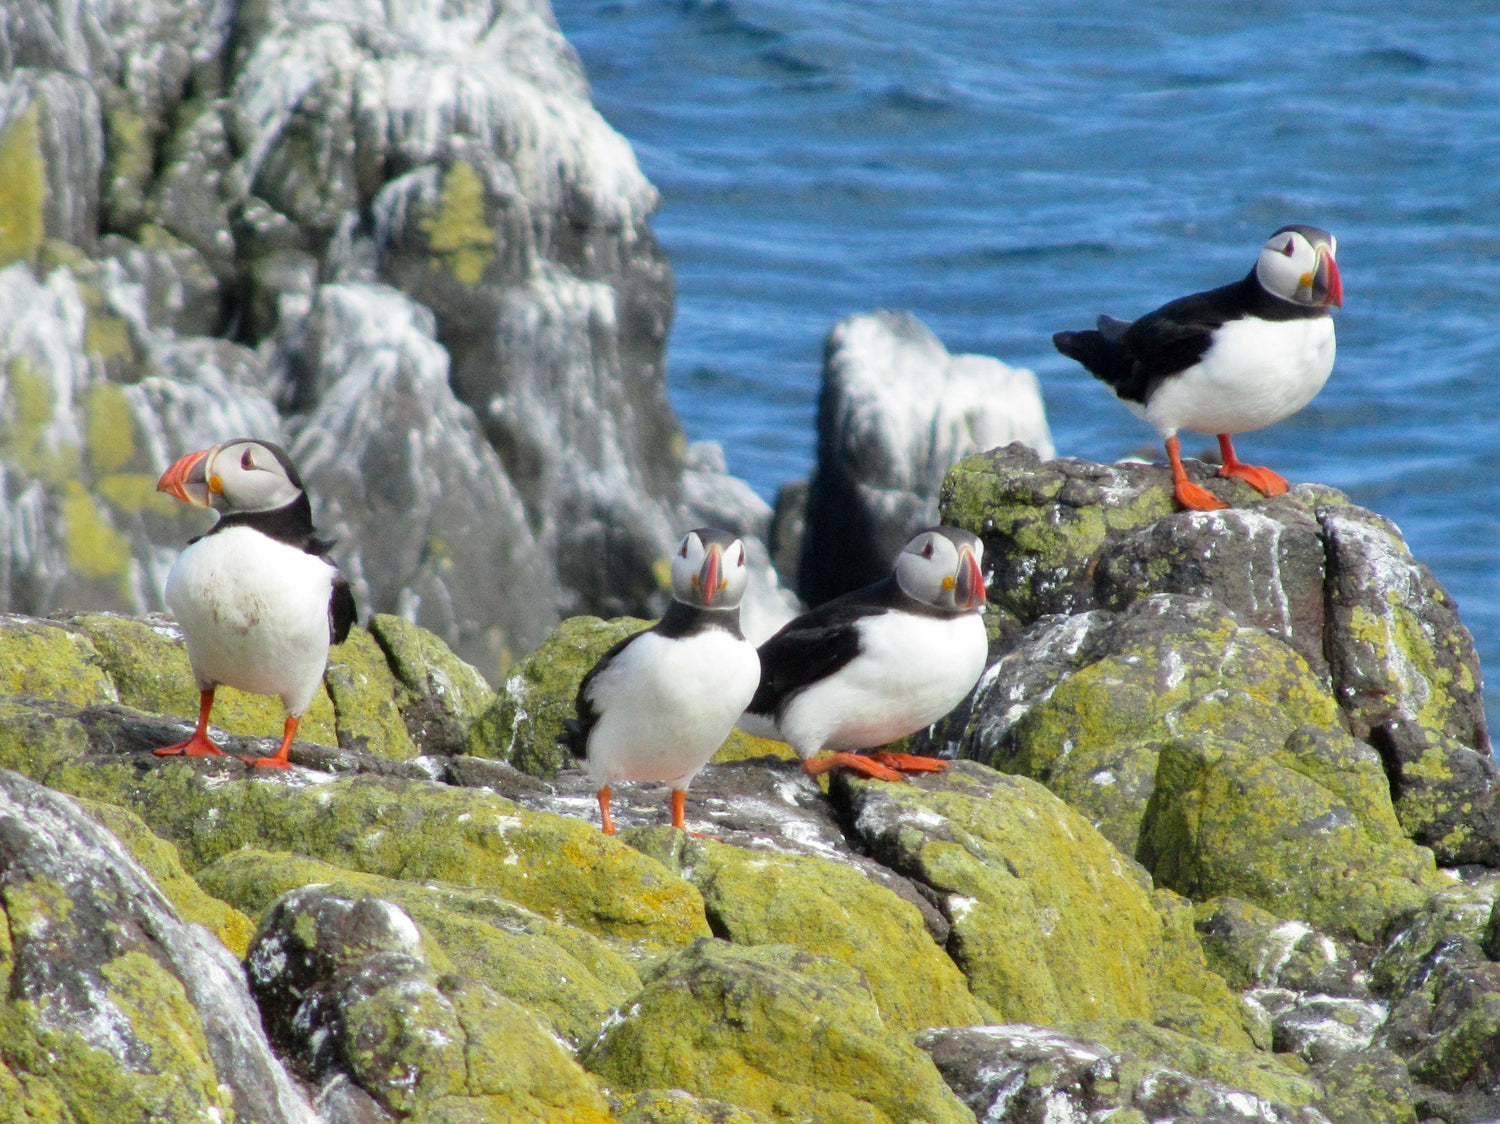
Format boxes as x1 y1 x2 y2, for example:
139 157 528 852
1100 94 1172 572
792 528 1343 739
78 797 255 958
323 625 421 759
582 939 974 1124
628 829 992 1032
369 613 495 755
469 614 648 776
841 763 1162 1027
0 616 119 707
197 847 640 1043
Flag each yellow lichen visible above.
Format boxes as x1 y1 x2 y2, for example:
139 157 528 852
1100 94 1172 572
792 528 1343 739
85 381 138 474
62 480 131 581
422 161 495 284
0 102 46 268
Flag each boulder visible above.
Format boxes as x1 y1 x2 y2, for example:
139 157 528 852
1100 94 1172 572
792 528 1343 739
244 884 613 1121
581 939 976 1124
797 311 1054 605
0 767 316 1123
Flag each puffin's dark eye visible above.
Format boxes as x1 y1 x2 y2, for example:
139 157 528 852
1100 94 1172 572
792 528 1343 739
680 540 690 558
241 449 257 470
736 547 746 568
921 541 935 559
1281 239 1296 256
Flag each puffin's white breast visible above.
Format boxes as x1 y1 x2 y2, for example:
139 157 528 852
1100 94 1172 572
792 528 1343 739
776 609 987 758
165 526 336 714
584 627 760 789
1144 315 1335 438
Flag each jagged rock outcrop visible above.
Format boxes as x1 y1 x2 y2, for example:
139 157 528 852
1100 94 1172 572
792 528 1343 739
0 438 1498 1121
792 310 1055 604
0 0 788 683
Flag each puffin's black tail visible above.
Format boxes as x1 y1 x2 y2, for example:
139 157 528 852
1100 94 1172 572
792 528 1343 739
558 718 588 760
1053 324 1134 393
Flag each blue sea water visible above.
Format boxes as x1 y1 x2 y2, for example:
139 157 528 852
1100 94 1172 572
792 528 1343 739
552 0 1500 732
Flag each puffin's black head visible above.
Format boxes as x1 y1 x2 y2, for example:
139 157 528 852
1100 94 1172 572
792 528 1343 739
670 527 750 611
157 438 307 515
893 527 987 613
1254 225 1342 309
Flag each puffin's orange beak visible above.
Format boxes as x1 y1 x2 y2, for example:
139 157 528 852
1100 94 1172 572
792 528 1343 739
697 543 725 607
157 448 213 507
1315 248 1343 309
955 546 986 612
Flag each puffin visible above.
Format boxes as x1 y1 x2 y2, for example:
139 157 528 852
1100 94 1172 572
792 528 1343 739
739 526 987 781
1053 224 1343 512
563 527 761 834
154 438 356 769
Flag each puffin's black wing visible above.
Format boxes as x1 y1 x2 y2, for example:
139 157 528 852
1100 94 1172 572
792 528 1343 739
329 577 357 646
560 627 649 759
748 579 911 721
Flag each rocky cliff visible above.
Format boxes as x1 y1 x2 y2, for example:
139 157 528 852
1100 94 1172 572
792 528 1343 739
0 447 1496 1123
0 0 796 685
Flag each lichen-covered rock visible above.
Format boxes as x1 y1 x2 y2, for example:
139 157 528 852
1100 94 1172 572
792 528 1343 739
1065 1019 1325 1111
246 884 613 1122
468 613 648 776
627 830 993 1032
1372 876 1500 999
56 764 711 947
797 311 1054 605
609 1088 776 1124
1140 726 1440 943
918 1023 1328 1124
367 613 497 755
1149 888 1259 1049
0 767 317 1124
0 612 119 706
582 939 976 1124
835 761 1242 1038
1310 1047 1417 1124
197 848 640 1045
77 796 256 959
1194 896 1367 997
321 624 422 760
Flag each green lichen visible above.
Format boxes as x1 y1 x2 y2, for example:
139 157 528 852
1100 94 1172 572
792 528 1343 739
85 383 138 475
0 619 117 707
629 830 993 1033
197 848 640 1044
421 161 495 284
62 480 132 584
1 354 81 482
0 102 46 268
97 472 179 516
79 798 255 959
324 626 420 760
103 102 152 230
583 939 973 1124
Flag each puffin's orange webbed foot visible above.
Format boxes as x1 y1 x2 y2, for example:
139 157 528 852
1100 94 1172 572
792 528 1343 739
239 716 297 769
1218 461 1288 497
154 731 229 758
803 752 906 783
867 751 953 774
1173 478 1230 512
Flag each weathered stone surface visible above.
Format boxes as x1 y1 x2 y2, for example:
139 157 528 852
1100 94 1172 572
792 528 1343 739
835 761 1244 1040
366 612 496 756
245 884 613 1121
919 1023 1328 1124
628 830 993 1033
609 1088 775 1124
1194 896 1367 997
939 444 1492 870
198 847 640 1046
468 613 648 777
582 939 975 1124
0 767 317 1124
798 311 1054 605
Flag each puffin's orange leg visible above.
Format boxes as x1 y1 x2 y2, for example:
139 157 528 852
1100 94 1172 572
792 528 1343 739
802 752 905 782
155 689 229 758
1216 434 1288 497
670 788 688 830
241 714 298 769
867 751 953 774
598 785 616 835
1165 436 1229 512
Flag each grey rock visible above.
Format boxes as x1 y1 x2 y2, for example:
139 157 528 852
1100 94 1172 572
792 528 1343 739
0 766 318 1123
799 310 1054 605
1195 896 1368 996
918 1024 1333 1124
